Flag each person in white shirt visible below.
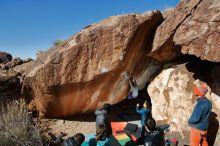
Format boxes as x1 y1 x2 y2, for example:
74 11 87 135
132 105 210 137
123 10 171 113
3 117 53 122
127 77 139 99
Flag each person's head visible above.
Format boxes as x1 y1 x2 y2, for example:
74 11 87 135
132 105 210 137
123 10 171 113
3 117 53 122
193 85 208 97
102 103 111 114
96 125 107 141
131 77 137 86
72 133 85 146
143 101 149 108
145 118 156 131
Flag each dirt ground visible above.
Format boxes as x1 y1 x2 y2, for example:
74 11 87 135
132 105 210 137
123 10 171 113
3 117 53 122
40 100 142 139
39 100 189 146
40 118 96 139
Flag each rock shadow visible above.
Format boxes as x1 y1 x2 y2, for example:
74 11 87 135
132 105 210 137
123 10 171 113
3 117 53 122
183 55 220 97
63 86 152 123
207 112 219 146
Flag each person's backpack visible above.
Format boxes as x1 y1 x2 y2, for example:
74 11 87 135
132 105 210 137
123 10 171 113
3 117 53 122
63 137 75 146
144 130 164 146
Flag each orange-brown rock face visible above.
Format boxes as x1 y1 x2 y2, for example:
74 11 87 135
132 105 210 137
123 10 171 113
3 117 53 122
24 11 163 118
151 0 220 62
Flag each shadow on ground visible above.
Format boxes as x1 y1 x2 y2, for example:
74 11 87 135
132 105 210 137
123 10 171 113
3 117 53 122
63 85 151 122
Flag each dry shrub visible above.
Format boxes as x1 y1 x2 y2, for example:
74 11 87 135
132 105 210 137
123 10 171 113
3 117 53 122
0 100 43 146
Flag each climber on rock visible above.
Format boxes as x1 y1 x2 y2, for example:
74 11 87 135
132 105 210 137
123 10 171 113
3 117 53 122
127 77 139 100
136 101 151 141
119 77 139 109
95 103 112 137
188 85 212 146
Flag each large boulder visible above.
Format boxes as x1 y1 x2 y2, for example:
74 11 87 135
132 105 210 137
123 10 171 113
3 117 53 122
0 69 22 100
0 51 12 64
148 60 220 145
147 0 220 144
24 11 163 118
0 56 34 100
151 0 220 62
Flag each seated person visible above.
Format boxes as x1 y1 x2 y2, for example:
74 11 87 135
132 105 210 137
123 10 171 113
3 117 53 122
49 132 85 146
95 103 112 136
144 118 165 146
89 125 111 146
63 133 85 146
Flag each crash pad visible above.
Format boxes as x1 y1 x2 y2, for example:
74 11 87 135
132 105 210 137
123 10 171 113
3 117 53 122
113 133 137 146
111 122 141 142
111 122 127 133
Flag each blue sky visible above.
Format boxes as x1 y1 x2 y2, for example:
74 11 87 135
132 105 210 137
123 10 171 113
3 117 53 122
0 0 179 59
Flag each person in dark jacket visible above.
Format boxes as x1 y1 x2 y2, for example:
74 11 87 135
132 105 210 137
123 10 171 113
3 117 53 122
95 103 112 137
144 118 165 146
136 101 151 140
49 132 85 146
188 85 212 146
63 133 85 146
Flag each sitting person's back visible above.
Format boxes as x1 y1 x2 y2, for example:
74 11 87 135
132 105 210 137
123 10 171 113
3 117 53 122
89 137 110 146
89 125 111 146
144 128 164 146
95 103 112 136
144 118 164 146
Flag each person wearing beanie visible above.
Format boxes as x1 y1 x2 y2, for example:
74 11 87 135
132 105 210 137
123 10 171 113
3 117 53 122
188 85 212 146
136 101 151 141
95 103 112 137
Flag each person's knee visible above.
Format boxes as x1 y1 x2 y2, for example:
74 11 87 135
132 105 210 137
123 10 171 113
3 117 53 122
201 137 208 146
190 135 201 146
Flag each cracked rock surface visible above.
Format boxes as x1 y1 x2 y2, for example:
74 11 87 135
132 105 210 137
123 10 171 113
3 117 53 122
151 0 220 62
148 60 220 145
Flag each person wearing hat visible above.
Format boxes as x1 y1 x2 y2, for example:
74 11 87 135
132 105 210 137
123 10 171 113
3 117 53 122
136 101 151 141
95 103 112 137
188 85 212 146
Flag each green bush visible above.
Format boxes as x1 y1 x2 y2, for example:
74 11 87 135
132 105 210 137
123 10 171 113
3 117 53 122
53 40 63 47
0 100 43 146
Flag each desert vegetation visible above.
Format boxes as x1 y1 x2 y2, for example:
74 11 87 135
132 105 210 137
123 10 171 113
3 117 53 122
53 40 63 47
0 100 43 146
